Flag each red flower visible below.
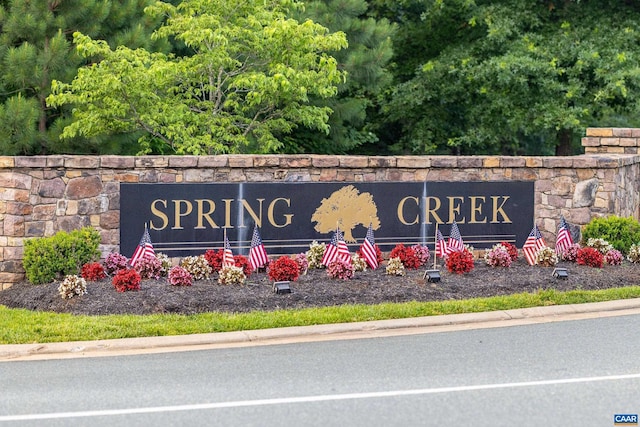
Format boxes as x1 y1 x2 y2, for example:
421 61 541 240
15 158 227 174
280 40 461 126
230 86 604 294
446 250 475 274
112 268 141 292
81 262 106 281
576 247 604 268
267 256 300 282
390 244 422 269
204 249 223 273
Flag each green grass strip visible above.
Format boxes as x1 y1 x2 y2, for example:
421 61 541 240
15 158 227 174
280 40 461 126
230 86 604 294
2 286 640 344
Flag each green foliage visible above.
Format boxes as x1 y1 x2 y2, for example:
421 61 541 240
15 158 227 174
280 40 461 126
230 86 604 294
0 95 40 155
285 0 395 154
47 0 348 155
377 0 640 155
4 286 640 344
0 0 172 155
23 227 101 284
582 215 640 254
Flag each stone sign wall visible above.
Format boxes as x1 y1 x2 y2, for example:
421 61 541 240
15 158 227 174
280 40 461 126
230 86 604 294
1 127 639 289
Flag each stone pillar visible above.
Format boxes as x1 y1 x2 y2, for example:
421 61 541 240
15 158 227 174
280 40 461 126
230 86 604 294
582 127 640 154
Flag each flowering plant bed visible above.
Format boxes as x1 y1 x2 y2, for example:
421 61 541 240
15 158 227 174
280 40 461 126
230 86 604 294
1 258 639 315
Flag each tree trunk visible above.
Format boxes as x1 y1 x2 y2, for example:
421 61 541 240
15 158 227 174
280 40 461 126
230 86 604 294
556 128 573 156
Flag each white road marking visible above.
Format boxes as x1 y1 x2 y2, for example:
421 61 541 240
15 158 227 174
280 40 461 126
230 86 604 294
2 372 640 421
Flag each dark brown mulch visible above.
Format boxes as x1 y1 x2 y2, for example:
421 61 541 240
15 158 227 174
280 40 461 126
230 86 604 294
1 259 639 316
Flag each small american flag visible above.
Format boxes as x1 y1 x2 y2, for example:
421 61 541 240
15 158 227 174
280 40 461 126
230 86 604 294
445 221 465 255
336 230 351 264
322 229 350 266
249 224 268 270
360 223 378 269
555 216 573 256
435 229 447 258
223 232 235 267
523 224 546 265
130 225 155 267
321 231 339 266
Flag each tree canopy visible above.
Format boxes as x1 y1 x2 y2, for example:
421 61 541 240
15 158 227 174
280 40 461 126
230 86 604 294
47 0 348 155
378 0 640 155
3 0 640 156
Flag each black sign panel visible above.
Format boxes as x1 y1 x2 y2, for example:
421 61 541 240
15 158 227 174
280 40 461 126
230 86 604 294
120 181 534 257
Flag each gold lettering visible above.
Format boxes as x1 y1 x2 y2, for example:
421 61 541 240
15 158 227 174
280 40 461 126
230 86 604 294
423 196 443 224
491 196 512 223
195 199 217 229
397 196 419 225
240 199 264 228
222 199 233 228
468 196 487 224
150 199 168 230
172 200 193 230
447 196 465 223
268 198 293 227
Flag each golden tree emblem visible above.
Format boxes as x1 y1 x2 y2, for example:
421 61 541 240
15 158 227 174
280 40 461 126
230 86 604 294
311 185 380 242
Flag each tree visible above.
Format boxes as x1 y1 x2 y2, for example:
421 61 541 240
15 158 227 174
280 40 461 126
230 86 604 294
312 185 380 242
377 0 640 155
0 0 173 155
283 0 395 154
47 0 348 155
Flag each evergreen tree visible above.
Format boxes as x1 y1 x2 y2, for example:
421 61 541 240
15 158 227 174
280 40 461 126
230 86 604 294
0 0 171 155
285 0 395 154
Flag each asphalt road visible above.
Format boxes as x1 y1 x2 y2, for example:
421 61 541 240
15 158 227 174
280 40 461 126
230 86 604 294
1 313 640 427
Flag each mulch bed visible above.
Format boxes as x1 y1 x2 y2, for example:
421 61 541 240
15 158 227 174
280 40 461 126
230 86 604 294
1 258 639 315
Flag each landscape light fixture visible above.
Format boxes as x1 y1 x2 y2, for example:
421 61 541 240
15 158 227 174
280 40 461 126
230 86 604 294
425 224 443 284
552 268 568 280
273 281 292 294
423 269 441 283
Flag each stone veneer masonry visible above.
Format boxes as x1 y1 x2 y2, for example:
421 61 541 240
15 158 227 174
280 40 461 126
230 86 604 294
1 127 639 289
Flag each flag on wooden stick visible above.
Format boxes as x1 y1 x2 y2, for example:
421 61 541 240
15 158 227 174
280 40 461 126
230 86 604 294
360 223 378 269
322 228 351 266
523 224 546 266
321 230 339 266
435 228 447 258
336 229 351 263
130 224 155 267
223 231 235 267
249 224 268 270
445 221 465 255
555 216 573 256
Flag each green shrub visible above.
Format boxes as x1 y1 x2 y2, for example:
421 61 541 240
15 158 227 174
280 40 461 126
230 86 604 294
581 215 640 255
23 227 101 284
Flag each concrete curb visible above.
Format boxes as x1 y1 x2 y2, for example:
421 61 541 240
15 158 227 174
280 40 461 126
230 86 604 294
3 298 640 361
